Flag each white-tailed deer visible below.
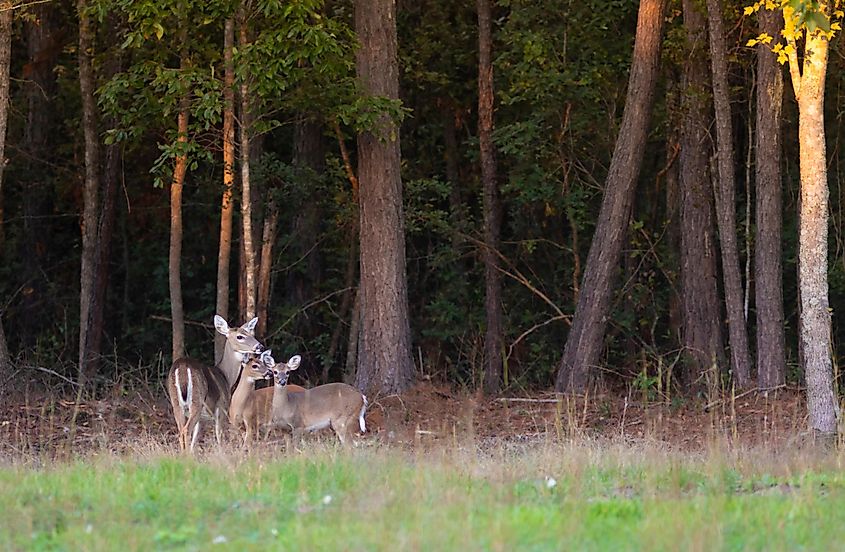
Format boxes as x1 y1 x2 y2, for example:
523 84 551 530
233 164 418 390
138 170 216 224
268 355 368 446
229 350 306 446
166 315 264 452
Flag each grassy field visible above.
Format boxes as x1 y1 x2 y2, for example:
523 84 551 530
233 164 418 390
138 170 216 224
2 439 845 551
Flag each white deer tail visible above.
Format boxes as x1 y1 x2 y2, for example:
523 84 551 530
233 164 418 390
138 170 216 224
359 394 368 433
175 367 192 415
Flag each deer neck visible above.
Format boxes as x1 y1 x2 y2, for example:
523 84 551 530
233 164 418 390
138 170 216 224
218 343 249 390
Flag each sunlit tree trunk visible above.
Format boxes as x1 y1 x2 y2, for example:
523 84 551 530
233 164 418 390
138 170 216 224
706 0 752 388
679 0 723 389
554 0 666 392
754 8 785 390
215 17 236 363
786 25 837 435
237 4 257 322
169 25 189 361
477 0 503 394
353 0 414 395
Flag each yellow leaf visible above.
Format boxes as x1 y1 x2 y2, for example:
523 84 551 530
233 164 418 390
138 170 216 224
777 50 789 64
744 5 755 14
747 38 759 46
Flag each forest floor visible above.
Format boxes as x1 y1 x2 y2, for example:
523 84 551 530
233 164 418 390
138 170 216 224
0 377 810 459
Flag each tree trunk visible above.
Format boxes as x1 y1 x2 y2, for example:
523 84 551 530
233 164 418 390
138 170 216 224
77 0 101 382
80 24 123 380
754 8 785 390
353 0 414 395
706 0 752 388
256 196 279 339
791 31 837 435
20 3 58 346
0 4 11 383
0 3 10 250
215 17 236 363
679 0 723 389
554 0 667 392
286 118 326 338
169 30 190 361
237 6 257 321
477 0 503 395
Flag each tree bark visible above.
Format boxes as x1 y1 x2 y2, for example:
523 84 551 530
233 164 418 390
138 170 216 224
754 8 785 390
678 0 723 389
353 0 414 395
706 0 752 388
477 0 503 395
554 0 667 392
20 2 58 346
286 118 326 338
237 5 257 321
215 17 236 364
169 27 190 361
0 3 10 250
0 4 12 382
256 195 279 339
789 30 837 435
77 0 101 382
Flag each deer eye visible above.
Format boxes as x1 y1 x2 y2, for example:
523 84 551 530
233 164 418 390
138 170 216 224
236 335 244 341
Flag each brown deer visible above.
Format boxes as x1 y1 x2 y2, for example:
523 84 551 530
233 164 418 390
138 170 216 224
166 315 263 452
267 355 368 446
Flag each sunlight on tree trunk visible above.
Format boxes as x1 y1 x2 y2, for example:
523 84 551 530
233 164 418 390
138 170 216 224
215 17 236 364
238 5 257 322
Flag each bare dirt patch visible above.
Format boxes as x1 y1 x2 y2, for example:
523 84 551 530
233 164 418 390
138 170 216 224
0 379 809 460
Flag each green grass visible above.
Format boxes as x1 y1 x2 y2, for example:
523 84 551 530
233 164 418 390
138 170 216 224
2 442 845 551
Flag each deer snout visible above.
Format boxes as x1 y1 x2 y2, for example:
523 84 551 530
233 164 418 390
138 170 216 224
254 343 265 353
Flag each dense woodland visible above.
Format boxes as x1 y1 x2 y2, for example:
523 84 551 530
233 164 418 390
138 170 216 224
0 0 844 434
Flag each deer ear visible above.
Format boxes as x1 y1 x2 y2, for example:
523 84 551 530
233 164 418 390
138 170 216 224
287 355 302 371
214 315 230 336
261 349 276 367
243 317 259 335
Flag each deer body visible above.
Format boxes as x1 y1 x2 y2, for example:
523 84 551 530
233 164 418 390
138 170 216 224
230 351 306 446
269 355 368 446
166 315 263 453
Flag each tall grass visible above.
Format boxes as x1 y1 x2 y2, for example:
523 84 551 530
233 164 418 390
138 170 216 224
2 438 845 550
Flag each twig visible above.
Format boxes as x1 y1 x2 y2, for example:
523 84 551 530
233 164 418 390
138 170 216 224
702 385 787 411
495 397 561 404
149 315 212 330
30 365 81 388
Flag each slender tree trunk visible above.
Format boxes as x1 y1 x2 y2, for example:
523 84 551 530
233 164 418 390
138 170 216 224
256 196 279 339
0 4 12 382
755 8 785 390
706 0 752 388
169 30 190 361
0 2 10 250
789 29 837 435
237 6 257 321
477 0 503 394
554 0 666 392
82 25 123 379
77 0 101 382
353 0 414 395
20 3 58 346
215 17 236 363
679 0 723 389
